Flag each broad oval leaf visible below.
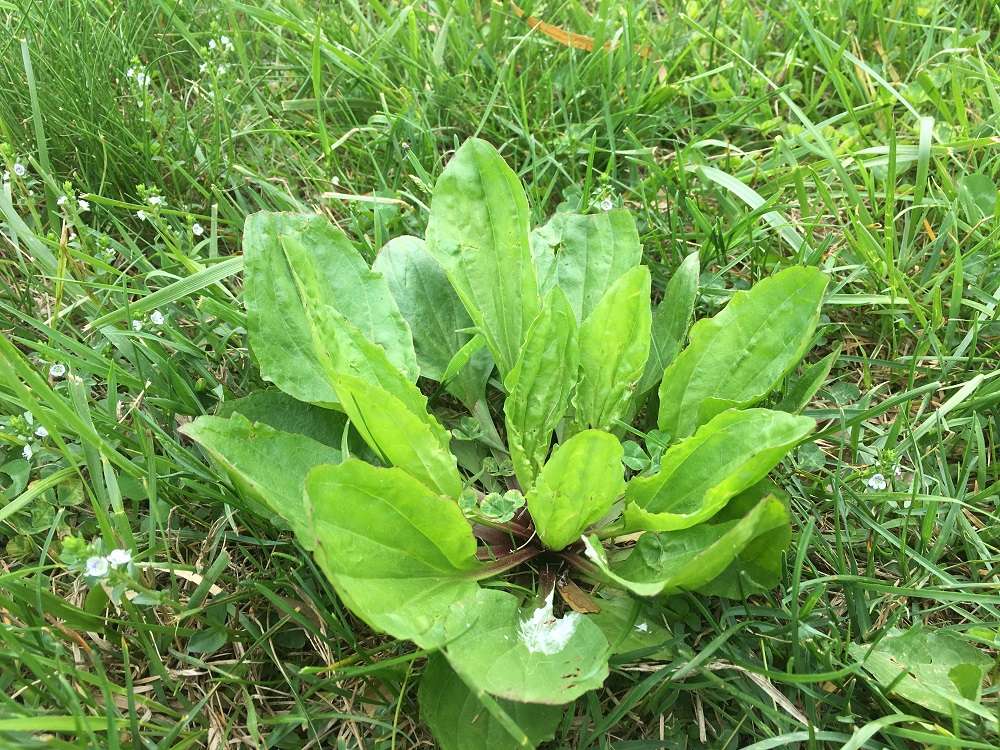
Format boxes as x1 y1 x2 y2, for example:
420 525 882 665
443 588 609 705
583 490 789 597
306 460 480 649
180 414 342 550
373 235 493 408
503 287 579 489
636 251 699 396
244 212 417 406
624 408 814 532
419 655 561 750
216 389 347 448
426 139 540 378
538 210 642 323
657 266 828 439
574 265 652 431
526 430 625 551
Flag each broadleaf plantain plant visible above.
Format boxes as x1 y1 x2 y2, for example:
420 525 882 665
182 138 830 749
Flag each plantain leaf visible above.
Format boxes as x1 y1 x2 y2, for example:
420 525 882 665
426 139 540 378
373 235 493 408
583 491 789 597
585 595 674 658
443 588 610 705
624 408 813 532
306 460 480 649
244 212 417 407
657 266 828 439
216 389 347 448
181 414 341 550
419 655 561 750
777 343 842 414
574 265 652 431
637 251 699 396
548 210 643 322
503 287 579 489
526 430 625 551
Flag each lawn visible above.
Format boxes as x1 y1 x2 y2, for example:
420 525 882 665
1 1 998 748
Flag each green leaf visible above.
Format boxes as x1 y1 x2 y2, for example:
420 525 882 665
657 266 828 440
637 251 699 396
526 430 625 551
426 139 541 377
503 287 579 488
244 212 417 406
696 481 792 597
574 266 652 431
180 414 342 550
624 409 814 532
549 210 642 323
583 491 788 597
776 344 841 414
849 626 996 726
373 235 493 407
585 595 674 659
419 655 561 750
216 389 347 448
306 460 480 649
443 588 610 705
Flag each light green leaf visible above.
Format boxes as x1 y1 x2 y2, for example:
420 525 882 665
306 460 480 649
426 139 540 377
549 210 642 323
625 408 814 532
583 491 788 597
637 251 699 396
443 588 609 705
658 266 828 439
503 287 579 488
696 481 791 598
849 626 996 726
373 235 493 407
776 344 841 414
419 655 561 750
574 266 652 431
216 389 347 448
585 595 674 659
181 414 342 550
244 212 417 406
526 430 625 551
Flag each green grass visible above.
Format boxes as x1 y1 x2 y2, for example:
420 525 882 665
1 0 998 747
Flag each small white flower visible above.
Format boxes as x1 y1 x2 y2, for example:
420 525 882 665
208 39 217 50
35 425 48 438
2 170 9 182
134 71 149 87
107 548 132 567
126 67 135 79
131 319 143 332
220 35 233 51
217 64 227 75
22 444 33 460
136 210 147 221
49 363 67 378
866 473 887 491
57 195 67 206
85 556 110 578
191 222 204 236
199 62 208 74
893 464 903 478
13 163 26 177
77 199 90 212
147 195 163 206
150 310 165 325
600 198 614 212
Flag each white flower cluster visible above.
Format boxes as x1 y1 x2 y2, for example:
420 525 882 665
85 548 132 578
126 67 151 88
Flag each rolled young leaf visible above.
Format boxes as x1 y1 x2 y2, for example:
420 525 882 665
582 490 789 597
574 265 652 431
419 655 561 750
426 139 541 378
503 287 579 489
244 212 417 407
306 460 480 649
624 408 814 532
526 430 625 551
373 235 493 408
657 266 828 440
443 587 610 705
180 414 342 550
